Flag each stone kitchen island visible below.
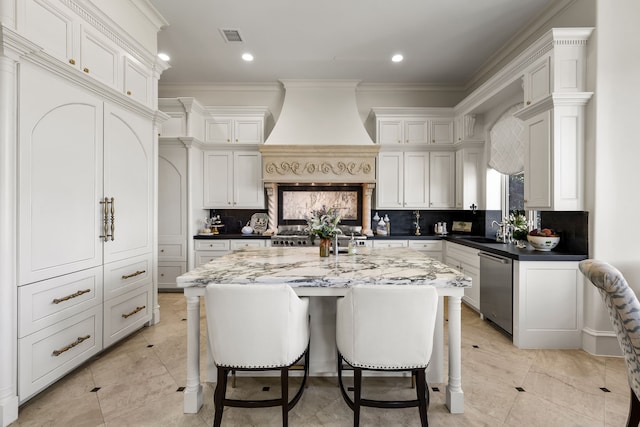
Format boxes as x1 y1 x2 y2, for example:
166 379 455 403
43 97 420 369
177 246 471 414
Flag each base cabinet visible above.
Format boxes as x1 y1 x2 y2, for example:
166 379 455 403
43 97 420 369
513 261 583 349
194 239 269 267
408 240 443 262
445 242 480 311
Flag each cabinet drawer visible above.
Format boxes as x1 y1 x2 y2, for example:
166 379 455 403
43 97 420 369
408 240 443 251
104 254 151 301
158 243 185 261
158 262 186 290
18 305 103 402
196 251 230 267
104 285 152 347
19 266 103 337
372 240 408 248
445 243 480 268
195 240 230 251
230 240 265 250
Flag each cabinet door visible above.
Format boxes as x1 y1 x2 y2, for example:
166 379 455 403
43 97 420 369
430 120 454 144
18 63 103 285
234 118 263 144
462 263 480 311
376 152 404 208
123 57 151 107
159 146 187 245
524 111 552 209
455 147 483 209
103 104 153 263
203 151 233 207
524 56 551 106
377 119 403 145
403 152 429 208
429 152 455 208
233 152 264 208
79 25 120 89
404 119 429 144
20 0 78 65
205 118 233 143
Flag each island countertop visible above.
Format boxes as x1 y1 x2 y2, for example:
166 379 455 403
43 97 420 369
177 246 471 289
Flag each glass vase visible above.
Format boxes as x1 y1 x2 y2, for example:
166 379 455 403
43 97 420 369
319 238 331 257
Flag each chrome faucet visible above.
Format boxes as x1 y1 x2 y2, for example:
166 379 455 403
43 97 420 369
491 220 508 243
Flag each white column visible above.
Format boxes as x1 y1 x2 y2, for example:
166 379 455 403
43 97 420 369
0 54 19 427
183 290 203 413
362 183 374 236
446 295 464 413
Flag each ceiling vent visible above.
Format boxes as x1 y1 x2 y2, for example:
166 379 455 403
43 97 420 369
220 29 243 43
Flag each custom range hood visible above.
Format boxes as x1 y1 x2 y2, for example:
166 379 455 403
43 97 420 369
259 80 380 234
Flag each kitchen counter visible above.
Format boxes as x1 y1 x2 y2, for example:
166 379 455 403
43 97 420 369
194 233 271 239
444 236 588 262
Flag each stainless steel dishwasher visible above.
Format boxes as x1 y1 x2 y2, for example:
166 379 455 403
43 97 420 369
479 251 513 335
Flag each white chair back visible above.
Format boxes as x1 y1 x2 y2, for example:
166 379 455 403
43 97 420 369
205 283 309 368
337 284 438 369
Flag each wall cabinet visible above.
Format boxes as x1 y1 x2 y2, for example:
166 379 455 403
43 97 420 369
203 150 264 209
373 109 455 145
377 151 454 209
445 242 480 312
455 146 483 210
18 0 155 107
204 108 269 144
523 55 551 107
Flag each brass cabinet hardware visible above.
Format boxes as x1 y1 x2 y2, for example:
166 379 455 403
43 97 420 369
52 289 91 304
526 100 531 105
121 270 146 280
235 138 238 142
126 90 131 95
83 67 90 73
69 59 76 65
52 335 90 356
122 305 146 319
227 139 230 142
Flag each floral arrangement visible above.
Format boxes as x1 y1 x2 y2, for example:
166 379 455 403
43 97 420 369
306 205 341 241
508 211 528 241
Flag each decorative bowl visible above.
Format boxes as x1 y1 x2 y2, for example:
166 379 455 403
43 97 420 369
527 234 560 251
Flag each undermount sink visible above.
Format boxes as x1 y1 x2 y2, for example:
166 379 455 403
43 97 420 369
456 236 499 244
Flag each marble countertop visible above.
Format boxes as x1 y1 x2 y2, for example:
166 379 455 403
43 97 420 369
177 246 470 289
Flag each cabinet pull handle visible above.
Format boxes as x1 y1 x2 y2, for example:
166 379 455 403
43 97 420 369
227 139 230 142
122 270 146 280
99 197 109 241
526 100 531 105
52 289 91 304
122 305 146 319
235 138 238 142
126 90 132 95
109 197 115 241
69 59 76 65
52 335 90 356
83 67 90 73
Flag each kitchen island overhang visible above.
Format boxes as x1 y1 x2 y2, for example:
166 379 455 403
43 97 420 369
177 246 470 414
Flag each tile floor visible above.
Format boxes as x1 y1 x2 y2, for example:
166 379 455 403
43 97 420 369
12 293 629 426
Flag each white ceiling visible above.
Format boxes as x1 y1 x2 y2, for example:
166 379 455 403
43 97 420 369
150 0 556 86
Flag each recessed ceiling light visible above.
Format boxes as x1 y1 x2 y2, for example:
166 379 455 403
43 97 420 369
158 52 170 61
391 54 403 63
242 53 254 62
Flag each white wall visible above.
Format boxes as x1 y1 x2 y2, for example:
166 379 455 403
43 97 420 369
581 0 640 344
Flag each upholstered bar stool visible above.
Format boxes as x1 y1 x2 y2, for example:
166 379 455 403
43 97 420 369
205 283 310 427
336 284 439 427
579 260 640 427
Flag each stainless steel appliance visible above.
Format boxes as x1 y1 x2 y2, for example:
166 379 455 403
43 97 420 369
479 251 513 335
271 225 367 249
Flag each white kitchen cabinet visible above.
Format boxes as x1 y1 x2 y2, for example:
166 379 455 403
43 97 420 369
204 108 269 144
373 111 454 145
513 261 583 349
372 239 408 248
377 151 454 209
455 146 484 210
408 240 443 262
445 242 480 311
194 239 268 267
428 151 455 208
203 150 264 209
17 0 157 107
523 55 551 107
